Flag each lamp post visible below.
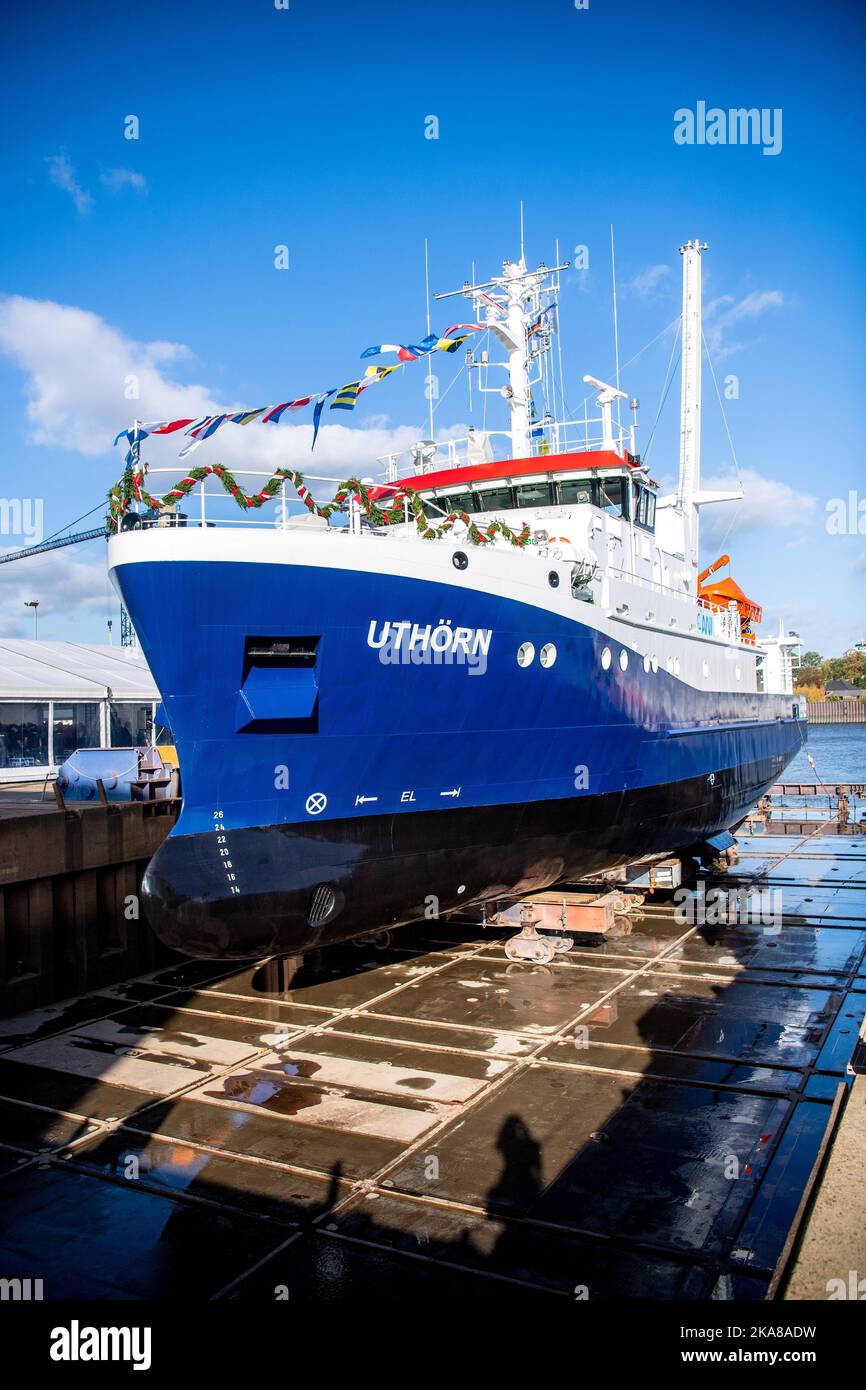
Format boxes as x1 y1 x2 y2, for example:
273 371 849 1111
24 600 39 639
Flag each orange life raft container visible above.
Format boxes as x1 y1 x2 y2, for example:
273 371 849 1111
698 554 763 636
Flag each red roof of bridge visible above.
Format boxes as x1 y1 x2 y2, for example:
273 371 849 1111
372 449 638 499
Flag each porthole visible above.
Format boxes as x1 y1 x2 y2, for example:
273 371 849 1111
452 551 468 571
601 647 612 670
736 666 742 681
651 655 658 673
540 643 557 668
702 661 710 678
548 570 560 588
517 642 535 667
619 649 629 672
674 657 681 676
643 654 651 674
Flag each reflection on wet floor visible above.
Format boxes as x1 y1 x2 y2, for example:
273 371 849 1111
0 836 864 1299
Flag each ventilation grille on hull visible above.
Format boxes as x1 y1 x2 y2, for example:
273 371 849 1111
308 884 338 927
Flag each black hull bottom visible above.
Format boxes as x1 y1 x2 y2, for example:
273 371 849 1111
143 751 791 958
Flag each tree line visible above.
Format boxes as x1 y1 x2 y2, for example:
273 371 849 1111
795 648 866 700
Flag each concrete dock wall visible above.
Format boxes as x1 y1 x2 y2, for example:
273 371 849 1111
0 800 179 1016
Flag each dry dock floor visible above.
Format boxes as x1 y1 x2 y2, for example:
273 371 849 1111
0 820 864 1300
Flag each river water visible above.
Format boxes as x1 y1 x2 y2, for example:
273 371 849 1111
785 723 866 783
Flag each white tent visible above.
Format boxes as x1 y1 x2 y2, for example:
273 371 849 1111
0 641 160 781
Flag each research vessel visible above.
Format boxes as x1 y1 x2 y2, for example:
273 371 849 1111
108 239 806 957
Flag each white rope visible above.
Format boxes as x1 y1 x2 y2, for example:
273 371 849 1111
571 314 681 424
702 326 743 553
642 319 681 463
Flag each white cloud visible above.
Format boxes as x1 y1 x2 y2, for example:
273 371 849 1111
625 264 670 299
0 294 459 492
698 467 817 549
724 290 784 322
704 289 784 360
185 415 465 483
100 167 148 195
703 294 734 320
45 150 92 216
0 295 213 456
0 543 108 639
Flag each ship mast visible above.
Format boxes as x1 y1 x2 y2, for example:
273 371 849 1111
676 239 708 570
435 255 568 461
501 260 534 458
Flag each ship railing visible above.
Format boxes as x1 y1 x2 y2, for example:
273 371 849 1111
130 466 359 530
698 598 742 643
377 416 635 482
608 568 750 646
128 465 465 538
541 417 634 459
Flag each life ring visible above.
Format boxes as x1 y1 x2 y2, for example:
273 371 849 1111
550 535 575 560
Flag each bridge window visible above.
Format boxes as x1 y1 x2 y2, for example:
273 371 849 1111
437 490 473 516
557 479 592 506
418 493 448 517
634 486 656 531
514 482 553 508
474 486 515 512
595 477 627 518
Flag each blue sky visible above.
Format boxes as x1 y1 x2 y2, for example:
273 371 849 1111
0 0 863 652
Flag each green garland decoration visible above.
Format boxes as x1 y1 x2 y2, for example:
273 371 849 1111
107 462 533 549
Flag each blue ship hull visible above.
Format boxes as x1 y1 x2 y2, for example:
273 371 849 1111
112 557 806 957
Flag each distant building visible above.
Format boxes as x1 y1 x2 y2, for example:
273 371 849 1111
0 641 159 782
825 678 866 699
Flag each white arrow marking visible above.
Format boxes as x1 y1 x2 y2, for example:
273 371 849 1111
355 794 378 805
440 788 461 798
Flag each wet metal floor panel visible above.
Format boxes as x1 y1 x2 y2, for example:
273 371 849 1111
0 828 864 1300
